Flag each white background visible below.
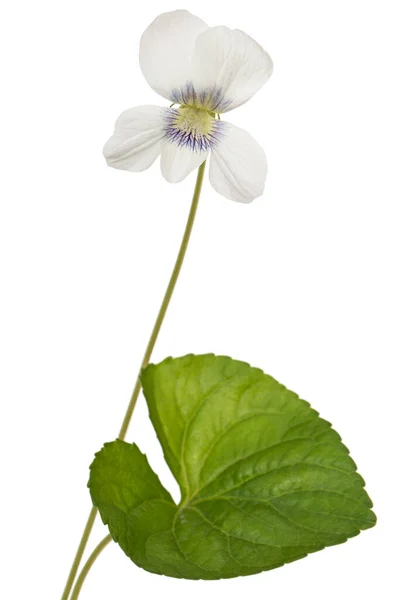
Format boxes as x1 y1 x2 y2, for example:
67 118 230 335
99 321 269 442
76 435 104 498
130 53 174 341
1 1 399 598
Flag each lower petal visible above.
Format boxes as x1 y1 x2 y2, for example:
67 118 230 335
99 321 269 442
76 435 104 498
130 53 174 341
209 122 267 203
161 142 209 183
103 106 164 172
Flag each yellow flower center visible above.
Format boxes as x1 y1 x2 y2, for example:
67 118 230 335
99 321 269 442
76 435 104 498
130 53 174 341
162 105 223 152
173 107 216 138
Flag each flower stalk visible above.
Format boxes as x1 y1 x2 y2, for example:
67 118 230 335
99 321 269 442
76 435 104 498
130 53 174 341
60 160 206 600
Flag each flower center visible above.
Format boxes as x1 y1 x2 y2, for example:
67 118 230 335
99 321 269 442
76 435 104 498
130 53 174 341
174 107 215 139
163 106 224 153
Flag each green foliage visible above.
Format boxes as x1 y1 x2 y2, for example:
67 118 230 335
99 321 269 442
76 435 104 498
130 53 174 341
89 354 376 579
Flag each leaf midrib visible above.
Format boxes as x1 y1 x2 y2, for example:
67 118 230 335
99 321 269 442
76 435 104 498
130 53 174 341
178 373 262 498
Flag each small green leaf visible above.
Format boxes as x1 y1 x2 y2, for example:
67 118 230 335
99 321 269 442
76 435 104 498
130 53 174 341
89 354 376 579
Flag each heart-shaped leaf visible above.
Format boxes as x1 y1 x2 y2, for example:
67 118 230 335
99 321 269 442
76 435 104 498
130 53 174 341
89 354 376 579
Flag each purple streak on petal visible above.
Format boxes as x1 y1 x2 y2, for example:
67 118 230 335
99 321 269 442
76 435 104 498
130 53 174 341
162 108 225 153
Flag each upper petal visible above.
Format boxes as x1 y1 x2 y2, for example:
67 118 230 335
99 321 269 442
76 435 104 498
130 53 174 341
139 10 208 102
209 122 267 203
103 105 164 172
191 27 273 112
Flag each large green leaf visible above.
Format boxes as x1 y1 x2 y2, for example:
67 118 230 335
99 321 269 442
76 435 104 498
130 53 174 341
89 354 376 579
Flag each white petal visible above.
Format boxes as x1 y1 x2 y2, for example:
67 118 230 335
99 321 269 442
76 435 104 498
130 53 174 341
103 106 164 172
209 122 267 203
191 27 273 112
139 10 208 102
161 141 208 183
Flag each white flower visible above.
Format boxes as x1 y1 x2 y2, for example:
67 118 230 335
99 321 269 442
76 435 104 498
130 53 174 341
103 10 273 203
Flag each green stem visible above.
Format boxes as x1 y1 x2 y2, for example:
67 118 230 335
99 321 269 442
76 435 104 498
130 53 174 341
60 160 206 600
118 159 206 438
61 508 97 600
70 536 113 600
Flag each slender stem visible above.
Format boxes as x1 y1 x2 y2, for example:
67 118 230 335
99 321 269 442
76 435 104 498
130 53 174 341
60 161 206 600
70 536 112 600
61 508 97 600
118 159 206 438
